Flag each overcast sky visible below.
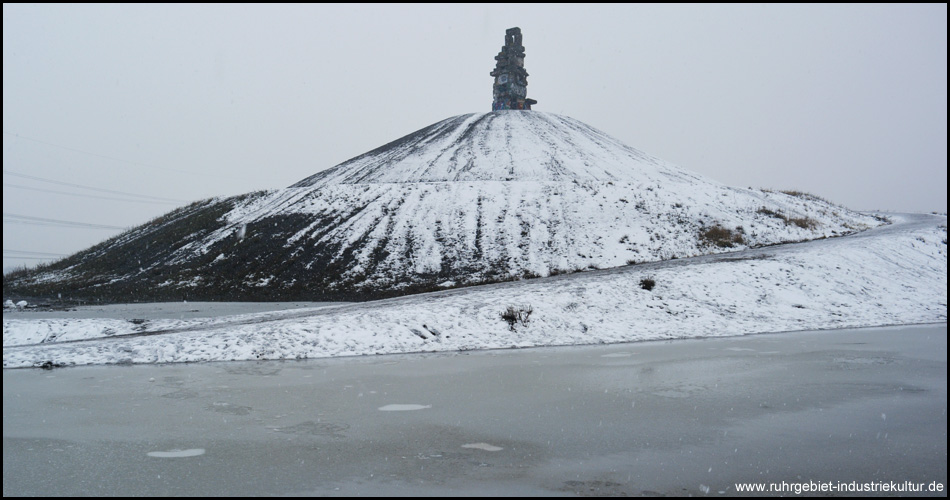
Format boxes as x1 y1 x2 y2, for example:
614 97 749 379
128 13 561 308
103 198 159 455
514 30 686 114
3 3 947 272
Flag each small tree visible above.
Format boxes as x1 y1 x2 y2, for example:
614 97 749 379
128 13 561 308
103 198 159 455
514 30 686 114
501 305 533 331
640 277 656 291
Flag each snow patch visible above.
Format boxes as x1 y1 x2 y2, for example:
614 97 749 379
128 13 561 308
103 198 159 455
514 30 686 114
461 443 504 451
146 448 205 458
378 404 431 412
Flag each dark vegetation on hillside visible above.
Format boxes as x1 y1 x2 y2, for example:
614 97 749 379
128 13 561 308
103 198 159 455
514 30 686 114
3 192 523 304
2 188 865 305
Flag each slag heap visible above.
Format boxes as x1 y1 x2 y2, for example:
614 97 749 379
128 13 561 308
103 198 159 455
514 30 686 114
491 27 537 111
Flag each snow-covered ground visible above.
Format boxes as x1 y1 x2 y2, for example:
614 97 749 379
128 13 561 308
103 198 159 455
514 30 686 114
3 212 945 369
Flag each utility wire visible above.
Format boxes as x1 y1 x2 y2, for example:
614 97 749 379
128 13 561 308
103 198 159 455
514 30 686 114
3 212 128 230
2 255 63 261
3 250 67 261
3 130 258 182
3 182 181 205
4 130 201 178
3 249 67 256
3 169 187 203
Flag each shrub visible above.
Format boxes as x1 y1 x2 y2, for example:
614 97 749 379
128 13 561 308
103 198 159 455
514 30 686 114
778 190 831 204
640 277 656 291
789 217 818 229
756 207 819 230
501 305 533 331
757 207 787 221
700 225 746 248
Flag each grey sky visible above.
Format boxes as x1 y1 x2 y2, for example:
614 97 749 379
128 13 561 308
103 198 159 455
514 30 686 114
3 4 946 272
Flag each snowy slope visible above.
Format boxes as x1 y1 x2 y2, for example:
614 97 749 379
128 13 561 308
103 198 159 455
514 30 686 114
4 111 883 302
205 179 879 293
290 112 708 185
3 213 945 368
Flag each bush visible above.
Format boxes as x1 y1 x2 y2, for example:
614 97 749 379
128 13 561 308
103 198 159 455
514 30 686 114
501 305 533 331
778 190 831 204
789 217 818 229
700 225 746 248
640 277 656 291
756 207 819 230
757 207 787 221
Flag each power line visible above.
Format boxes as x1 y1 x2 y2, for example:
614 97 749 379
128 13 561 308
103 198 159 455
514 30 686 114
3 212 129 230
4 130 201 178
3 182 181 205
2 255 62 261
3 169 187 203
3 130 257 182
3 249 67 256
3 251 67 261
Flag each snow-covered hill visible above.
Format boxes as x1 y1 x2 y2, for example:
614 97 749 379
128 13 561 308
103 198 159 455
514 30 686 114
3 213 944 368
4 111 882 302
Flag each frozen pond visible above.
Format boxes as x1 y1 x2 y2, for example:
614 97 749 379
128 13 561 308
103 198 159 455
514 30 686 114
3 324 946 496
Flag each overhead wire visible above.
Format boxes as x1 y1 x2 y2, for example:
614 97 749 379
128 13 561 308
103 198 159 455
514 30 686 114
5 130 205 178
3 249 68 257
3 169 188 203
2 256 64 261
3 135 187 249
3 212 129 231
2 130 248 264
3 249 68 262
3 130 259 182
3 183 182 205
